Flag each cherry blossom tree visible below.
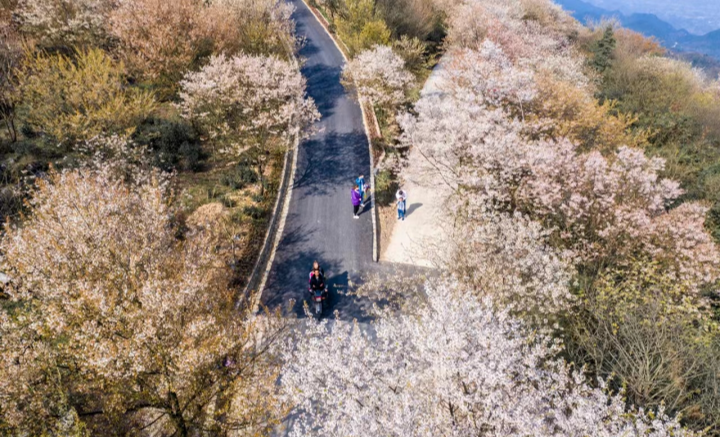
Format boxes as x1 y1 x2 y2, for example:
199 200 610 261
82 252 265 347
111 0 296 84
444 41 537 111
111 0 210 83
15 0 112 48
644 202 720 286
449 212 574 319
342 45 415 112
400 46 719 288
178 53 319 193
0 16 21 142
209 0 296 53
281 281 697 437
0 152 287 435
443 0 587 87
395 0 720 432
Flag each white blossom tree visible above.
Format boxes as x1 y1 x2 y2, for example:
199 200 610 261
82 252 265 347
399 41 719 287
449 212 575 319
16 0 112 48
0 153 287 435
281 281 697 437
342 44 415 112
178 53 319 193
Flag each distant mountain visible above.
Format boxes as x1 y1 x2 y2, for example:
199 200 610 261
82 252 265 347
554 0 720 62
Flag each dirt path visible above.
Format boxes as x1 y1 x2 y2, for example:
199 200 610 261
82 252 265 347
381 59 454 267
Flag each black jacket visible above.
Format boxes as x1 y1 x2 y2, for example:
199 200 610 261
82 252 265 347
309 269 326 291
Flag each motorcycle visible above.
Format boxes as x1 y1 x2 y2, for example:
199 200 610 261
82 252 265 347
310 287 326 318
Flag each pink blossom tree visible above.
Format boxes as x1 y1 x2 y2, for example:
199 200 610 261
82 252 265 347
400 42 719 288
450 212 575 319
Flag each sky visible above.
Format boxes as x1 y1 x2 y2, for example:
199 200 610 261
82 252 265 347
582 0 720 35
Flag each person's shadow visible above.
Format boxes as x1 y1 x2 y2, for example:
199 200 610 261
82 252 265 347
406 202 422 217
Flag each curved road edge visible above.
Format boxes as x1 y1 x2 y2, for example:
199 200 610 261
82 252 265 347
238 53 302 311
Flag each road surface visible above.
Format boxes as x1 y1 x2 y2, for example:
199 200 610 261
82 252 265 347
261 0 375 320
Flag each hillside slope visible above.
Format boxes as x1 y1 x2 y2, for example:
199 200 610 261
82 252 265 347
555 0 720 60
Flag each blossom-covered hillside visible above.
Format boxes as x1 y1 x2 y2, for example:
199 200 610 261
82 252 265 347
290 0 720 434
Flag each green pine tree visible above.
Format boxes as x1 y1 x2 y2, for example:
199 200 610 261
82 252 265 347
590 26 616 73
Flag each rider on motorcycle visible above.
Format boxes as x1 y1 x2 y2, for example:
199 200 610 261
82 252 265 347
309 261 328 300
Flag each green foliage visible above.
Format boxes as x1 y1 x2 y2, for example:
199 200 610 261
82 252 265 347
335 0 391 56
373 168 398 206
242 204 267 221
0 20 22 144
392 35 427 75
18 48 156 144
376 0 443 42
567 261 720 433
132 117 204 172
589 26 616 73
707 201 720 242
220 163 258 190
323 0 344 20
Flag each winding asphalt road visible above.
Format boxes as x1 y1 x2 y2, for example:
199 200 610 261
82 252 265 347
261 0 375 319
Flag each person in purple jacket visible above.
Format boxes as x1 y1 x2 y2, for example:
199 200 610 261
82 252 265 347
351 184 362 219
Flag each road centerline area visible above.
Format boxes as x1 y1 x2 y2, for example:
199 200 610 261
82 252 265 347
261 0 374 319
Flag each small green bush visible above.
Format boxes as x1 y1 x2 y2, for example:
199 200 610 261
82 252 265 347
392 36 428 75
374 168 398 206
220 164 258 190
220 195 237 208
132 117 204 172
242 205 266 221
376 0 442 42
335 0 391 56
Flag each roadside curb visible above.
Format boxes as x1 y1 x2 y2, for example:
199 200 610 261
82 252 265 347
301 0 380 262
238 44 303 311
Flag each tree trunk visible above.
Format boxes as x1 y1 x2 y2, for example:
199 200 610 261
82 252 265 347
9 116 16 143
257 160 265 197
168 392 188 437
3 115 16 143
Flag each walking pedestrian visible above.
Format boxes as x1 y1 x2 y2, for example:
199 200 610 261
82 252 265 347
356 174 366 207
396 188 407 221
352 184 362 219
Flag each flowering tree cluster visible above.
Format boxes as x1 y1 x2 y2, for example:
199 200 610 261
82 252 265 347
16 0 112 48
342 45 415 111
282 282 696 437
0 153 287 435
449 212 574 318
396 0 720 432
443 0 586 87
111 0 217 83
399 9 719 288
110 0 295 84
178 53 319 192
